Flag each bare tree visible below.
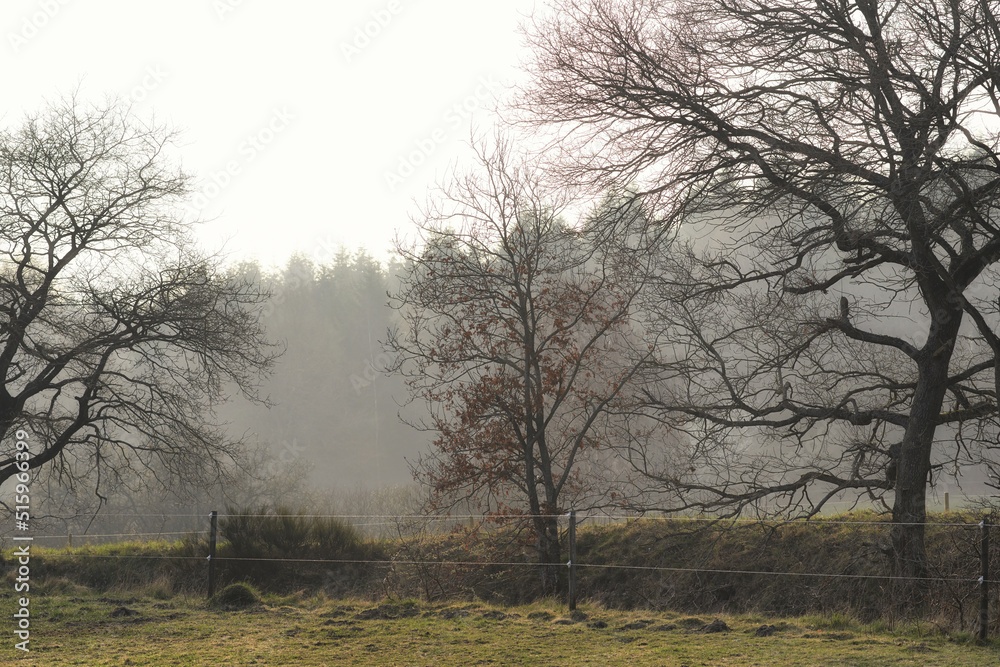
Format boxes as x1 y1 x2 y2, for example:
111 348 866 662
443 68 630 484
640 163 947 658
0 96 276 501
387 137 664 590
517 0 1000 577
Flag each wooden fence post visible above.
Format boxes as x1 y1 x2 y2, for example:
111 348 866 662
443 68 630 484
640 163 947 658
980 518 990 642
568 509 577 612
207 510 218 598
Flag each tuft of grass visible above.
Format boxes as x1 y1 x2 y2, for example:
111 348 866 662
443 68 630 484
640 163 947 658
142 574 175 600
803 612 856 631
209 582 262 609
33 576 91 597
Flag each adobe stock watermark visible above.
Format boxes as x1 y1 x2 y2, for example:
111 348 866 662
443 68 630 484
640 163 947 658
351 352 392 394
383 75 502 192
8 0 71 53
262 437 305 479
187 107 294 217
213 0 248 20
10 429 32 653
340 0 403 63
123 65 168 107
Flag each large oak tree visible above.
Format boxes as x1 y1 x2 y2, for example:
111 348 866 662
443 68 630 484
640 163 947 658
0 97 275 501
517 0 1000 577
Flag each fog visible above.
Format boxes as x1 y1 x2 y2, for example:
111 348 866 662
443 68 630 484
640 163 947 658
218 250 426 492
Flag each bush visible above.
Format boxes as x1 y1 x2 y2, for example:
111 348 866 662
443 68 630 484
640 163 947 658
217 504 372 590
311 516 364 559
220 505 312 558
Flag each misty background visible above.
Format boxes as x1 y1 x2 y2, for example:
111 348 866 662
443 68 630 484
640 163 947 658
4 0 994 546
219 251 421 491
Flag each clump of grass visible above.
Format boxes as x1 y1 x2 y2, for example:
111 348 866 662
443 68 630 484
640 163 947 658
142 575 174 600
802 612 856 632
210 582 261 609
35 577 91 597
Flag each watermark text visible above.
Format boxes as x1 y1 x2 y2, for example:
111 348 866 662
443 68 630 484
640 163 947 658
11 429 32 653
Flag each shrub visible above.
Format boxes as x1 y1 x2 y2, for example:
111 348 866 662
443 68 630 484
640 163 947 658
217 504 372 590
310 516 364 559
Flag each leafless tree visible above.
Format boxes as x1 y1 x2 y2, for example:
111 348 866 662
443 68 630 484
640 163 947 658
517 0 1000 578
0 96 276 503
386 137 666 590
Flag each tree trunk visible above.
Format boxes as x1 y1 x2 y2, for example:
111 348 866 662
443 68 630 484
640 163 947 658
534 513 562 595
891 337 954 588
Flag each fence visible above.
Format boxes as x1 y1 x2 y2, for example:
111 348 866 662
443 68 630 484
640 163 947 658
5 509 1000 638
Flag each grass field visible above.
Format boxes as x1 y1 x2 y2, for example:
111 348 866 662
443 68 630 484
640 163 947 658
3 589 1000 666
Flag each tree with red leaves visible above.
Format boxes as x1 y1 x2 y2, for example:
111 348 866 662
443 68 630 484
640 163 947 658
387 138 665 591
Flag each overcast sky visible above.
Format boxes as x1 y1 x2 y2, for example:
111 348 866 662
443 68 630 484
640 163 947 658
3 0 538 268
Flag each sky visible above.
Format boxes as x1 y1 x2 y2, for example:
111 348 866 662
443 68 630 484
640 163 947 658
2 0 539 269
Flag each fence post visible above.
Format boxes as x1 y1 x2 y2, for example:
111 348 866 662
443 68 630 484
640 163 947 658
568 509 577 612
207 510 218 599
980 518 990 643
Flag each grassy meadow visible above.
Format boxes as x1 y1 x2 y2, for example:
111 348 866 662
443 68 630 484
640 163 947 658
3 511 1000 664
2 589 999 666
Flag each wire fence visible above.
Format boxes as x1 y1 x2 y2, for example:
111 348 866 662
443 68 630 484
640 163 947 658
1 512 992 577
4 509 1000 635
13 510 987 544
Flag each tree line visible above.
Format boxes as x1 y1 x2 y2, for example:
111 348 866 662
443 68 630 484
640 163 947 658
220 250 421 491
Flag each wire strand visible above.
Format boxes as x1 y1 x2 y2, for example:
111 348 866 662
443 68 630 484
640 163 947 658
31 552 1000 585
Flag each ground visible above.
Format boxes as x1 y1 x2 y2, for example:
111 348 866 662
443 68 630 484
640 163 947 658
2 591 999 666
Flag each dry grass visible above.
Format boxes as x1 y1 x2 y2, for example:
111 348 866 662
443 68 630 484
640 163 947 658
2 591 999 666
